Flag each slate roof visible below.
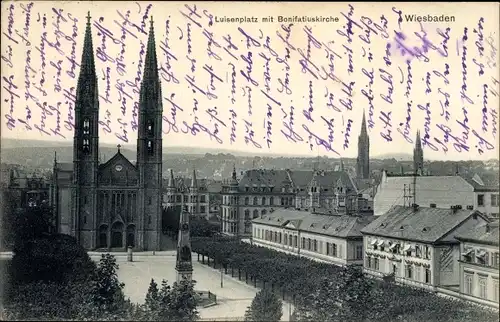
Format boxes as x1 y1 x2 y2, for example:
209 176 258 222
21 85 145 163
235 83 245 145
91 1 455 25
374 175 475 216
361 205 484 243
455 221 499 246
238 169 294 190
253 208 375 238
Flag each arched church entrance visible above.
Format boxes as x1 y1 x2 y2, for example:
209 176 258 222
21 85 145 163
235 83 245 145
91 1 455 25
111 221 124 248
126 224 135 248
99 225 108 248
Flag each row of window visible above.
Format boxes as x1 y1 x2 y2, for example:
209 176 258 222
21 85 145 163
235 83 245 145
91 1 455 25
370 240 431 260
464 272 499 302
164 194 207 203
477 194 499 207
254 228 363 260
365 257 433 284
462 249 500 268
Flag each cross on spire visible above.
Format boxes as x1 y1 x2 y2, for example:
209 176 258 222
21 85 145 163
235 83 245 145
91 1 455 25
150 16 154 26
86 11 91 24
117 144 121 152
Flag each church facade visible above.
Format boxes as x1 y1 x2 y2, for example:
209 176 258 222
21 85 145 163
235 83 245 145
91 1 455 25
51 14 164 251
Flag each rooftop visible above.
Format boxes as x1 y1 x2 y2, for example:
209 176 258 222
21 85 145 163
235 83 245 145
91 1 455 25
361 205 485 243
455 221 499 246
253 208 375 238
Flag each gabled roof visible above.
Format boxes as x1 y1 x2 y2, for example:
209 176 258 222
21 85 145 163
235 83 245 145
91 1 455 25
361 205 487 243
238 169 294 190
98 151 136 171
455 221 499 246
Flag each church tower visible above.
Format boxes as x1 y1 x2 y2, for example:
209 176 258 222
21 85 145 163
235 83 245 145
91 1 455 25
356 111 370 179
176 206 193 282
136 18 163 251
72 12 99 249
413 130 424 175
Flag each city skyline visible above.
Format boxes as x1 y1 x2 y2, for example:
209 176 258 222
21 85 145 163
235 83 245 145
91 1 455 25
1 2 499 161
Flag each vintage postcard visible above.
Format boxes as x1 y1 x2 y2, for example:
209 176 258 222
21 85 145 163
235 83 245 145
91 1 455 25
0 1 499 321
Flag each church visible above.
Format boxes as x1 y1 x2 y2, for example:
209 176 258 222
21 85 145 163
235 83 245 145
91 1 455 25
51 14 165 251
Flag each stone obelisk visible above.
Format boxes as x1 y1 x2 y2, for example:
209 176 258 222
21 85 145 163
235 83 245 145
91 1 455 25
175 204 193 282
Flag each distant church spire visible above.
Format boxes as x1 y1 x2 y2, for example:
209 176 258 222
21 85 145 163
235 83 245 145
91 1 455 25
356 110 370 179
176 207 193 282
413 130 424 175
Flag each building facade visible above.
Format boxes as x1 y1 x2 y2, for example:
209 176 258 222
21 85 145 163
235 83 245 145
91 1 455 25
251 209 375 266
361 205 490 292
5 168 51 210
221 167 370 237
456 222 499 308
374 171 499 218
163 169 210 218
52 15 165 251
466 175 500 219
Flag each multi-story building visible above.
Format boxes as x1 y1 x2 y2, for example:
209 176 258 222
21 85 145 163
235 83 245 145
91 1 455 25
163 170 210 218
221 167 371 237
361 205 490 292
251 208 375 266
456 221 499 308
51 16 165 251
6 168 51 210
206 180 222 219
465 175 500 219
374 172 499 218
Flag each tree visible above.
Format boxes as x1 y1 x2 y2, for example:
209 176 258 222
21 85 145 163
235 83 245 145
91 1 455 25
166 279 199 321
245 289 282 322
10 233 95 285
143 279 199 321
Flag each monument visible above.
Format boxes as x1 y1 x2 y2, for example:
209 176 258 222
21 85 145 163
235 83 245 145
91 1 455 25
176 205 193 282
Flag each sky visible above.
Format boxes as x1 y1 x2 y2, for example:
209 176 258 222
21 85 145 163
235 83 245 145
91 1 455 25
1 1 499 161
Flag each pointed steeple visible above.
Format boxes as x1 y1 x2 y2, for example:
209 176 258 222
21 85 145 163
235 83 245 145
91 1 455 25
415 130 422 148
413 130 424 174
360 110 368 137
232 165 237 180
140 17 160 104
357 110 370 179
78 12 96 79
